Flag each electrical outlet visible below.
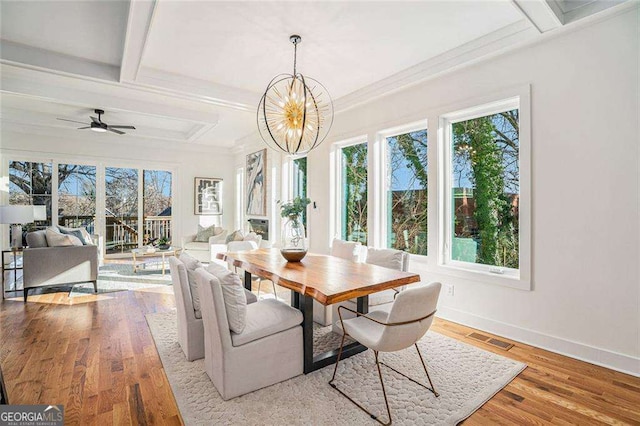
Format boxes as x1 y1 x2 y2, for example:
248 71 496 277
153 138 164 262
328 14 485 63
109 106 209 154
446 284 455 296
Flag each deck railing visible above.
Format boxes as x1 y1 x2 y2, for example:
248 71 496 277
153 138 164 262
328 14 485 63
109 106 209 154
59 215 172 253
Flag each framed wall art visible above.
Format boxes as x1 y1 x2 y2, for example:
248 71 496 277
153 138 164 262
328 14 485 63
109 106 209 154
246 149 267 217
194 177 223 215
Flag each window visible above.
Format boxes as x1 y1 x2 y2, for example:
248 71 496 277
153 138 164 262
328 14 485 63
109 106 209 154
341 143 368 244
446 102 520 272
143 170 172 245
386 129 428 255
105 167 139 254
9 161 52 227
292 157 307 227
58 164 97 233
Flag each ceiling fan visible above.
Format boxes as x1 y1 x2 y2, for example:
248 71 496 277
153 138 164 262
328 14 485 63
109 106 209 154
57 109 136 135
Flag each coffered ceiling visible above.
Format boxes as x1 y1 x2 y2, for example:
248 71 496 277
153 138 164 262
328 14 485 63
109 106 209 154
0 0 632 150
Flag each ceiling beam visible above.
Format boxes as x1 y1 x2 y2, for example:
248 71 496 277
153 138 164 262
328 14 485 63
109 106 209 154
0 64 220 125
0 40 120 81
120 0 157 83
135 67 260 112
510 0 564 33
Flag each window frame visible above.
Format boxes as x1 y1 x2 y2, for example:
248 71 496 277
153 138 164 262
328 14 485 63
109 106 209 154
437 89 531 290
377 120 429 259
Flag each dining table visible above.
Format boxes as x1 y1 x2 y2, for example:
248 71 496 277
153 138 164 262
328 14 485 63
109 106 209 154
217 248 421 374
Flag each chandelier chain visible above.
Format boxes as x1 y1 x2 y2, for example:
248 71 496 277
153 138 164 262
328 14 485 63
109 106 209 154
293 40 298 76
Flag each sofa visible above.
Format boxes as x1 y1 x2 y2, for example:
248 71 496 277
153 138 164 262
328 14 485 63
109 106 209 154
23 229 100 302
181 227 228 263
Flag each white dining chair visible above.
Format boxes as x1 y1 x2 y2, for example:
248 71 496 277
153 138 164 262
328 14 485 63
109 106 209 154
329 282 442 425
227 240 278 299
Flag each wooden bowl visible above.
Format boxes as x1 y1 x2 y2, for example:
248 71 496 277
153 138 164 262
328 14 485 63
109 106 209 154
280 249 307 262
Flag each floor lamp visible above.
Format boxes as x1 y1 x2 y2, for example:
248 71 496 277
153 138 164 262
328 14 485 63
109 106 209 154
0 205 35 249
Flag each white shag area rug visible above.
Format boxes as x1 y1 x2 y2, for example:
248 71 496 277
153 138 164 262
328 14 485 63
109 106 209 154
147 311 525 425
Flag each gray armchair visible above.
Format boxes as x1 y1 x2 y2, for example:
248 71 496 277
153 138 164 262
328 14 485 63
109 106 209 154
23 230 99 302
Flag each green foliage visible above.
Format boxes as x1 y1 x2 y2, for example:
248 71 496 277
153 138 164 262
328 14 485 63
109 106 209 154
155 236 170 246
452 110 519 268
342 144 368 243
279 196 311 219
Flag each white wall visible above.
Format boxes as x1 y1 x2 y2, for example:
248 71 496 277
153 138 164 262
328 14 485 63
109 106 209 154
307 8 639 374
0 131 236 248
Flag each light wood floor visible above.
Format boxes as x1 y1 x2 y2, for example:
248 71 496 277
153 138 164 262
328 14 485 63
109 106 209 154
1 284 639 425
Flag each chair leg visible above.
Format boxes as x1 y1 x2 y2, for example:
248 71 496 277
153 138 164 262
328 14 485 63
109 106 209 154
329 338 392 425
271 281 278 300
374 351 392 425
93 280 98 293
378 345 439 398
415 343 439 397
257 279 262 298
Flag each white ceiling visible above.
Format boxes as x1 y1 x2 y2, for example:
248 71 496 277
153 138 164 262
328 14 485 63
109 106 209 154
0 0 632 149
0 0 128 66
142 1 522 99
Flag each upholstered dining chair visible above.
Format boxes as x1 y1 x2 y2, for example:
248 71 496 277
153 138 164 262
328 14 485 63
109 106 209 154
227 240 278 299
329 282 442 425
196 268 303 400
332 247 410 334
330 238 365 262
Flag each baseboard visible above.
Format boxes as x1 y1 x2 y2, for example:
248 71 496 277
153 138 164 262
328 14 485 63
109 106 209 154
437 306 640 377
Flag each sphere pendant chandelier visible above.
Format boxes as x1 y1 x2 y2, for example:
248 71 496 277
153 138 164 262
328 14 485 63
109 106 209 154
257 35 334 156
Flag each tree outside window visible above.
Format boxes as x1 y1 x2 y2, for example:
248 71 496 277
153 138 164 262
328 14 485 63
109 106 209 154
292 157 308 228
451 109 519 269
341 143 368 244
387 129 427 255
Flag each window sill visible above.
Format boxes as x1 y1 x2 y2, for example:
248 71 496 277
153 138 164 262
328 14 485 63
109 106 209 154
433 262 531 291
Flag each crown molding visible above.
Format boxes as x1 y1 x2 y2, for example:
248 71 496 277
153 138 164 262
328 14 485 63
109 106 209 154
333 20 537 113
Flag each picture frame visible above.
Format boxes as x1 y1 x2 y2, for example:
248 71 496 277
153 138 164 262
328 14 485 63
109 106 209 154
194 177 223 215
246 149 267 217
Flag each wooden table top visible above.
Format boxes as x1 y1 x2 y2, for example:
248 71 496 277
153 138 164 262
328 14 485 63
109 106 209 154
217 248 420 305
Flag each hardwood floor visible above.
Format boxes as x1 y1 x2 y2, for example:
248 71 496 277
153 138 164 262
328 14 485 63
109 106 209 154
1 284 639 425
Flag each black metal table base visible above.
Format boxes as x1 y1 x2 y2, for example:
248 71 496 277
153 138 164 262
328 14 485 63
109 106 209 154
246 270 368 374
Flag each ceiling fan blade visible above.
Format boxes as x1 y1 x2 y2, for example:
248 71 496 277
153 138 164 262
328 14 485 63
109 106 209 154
57 118 88 125
77 126 91 129
107 128 125 135
107 125 136 129
90 116 100 124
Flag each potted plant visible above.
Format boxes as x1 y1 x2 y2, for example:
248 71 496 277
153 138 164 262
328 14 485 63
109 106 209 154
155 236 171 250
279 197 311 262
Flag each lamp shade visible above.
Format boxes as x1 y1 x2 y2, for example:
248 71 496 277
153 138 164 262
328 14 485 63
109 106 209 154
33 205 47 221
0 205 35 224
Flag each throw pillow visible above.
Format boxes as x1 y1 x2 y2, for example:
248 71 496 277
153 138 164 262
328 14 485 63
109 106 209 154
225 229 244 244
366 247 404 271
195 224 218 242
206 262 248 334
58 228 87 245
45 227 83 247
57 225 93 245
330 238 362 262
209 229 228 244
179 253 204 315
243 232 261 245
